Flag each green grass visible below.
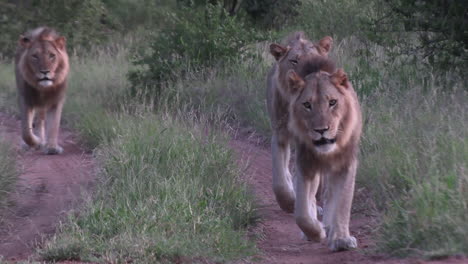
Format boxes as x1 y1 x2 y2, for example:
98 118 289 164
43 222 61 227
40 112 257 263
0 1 466 259
0 141 16 211
155 34 468 258
359 86 468 257
0 47 257 263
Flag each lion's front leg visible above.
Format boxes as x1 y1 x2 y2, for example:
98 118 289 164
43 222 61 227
37 108 46 143
20 100 43 150
271 132 295 213
323 160 358 251
44 101 64 155
294 169 325 242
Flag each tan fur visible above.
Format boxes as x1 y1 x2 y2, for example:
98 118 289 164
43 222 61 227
283 59 362 251
15 27 69 155
266 32 334 213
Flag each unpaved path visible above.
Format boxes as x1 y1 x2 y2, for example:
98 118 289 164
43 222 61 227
0 111 465 264
0 113 94 261
230 138 467 264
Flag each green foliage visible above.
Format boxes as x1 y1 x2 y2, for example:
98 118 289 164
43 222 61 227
294 0 374 40
0 47 259 262
40 111 257 262
178 0 302 29
368 0 467 69
359 77 468 257
0 0 114 56
129 4 264 96
0 141 16 210
243 0 302 29
101 0 176 32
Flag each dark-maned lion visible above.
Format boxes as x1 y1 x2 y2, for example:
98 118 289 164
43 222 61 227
15 27 69 154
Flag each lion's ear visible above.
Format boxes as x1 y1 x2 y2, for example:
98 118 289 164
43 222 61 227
331 69 350 90
19 35 30 48
287 70 305 94
55 36 66 51
270 43 288 61
318 36 333 56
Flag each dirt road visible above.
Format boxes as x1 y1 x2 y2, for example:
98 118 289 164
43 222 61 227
0 113 94 260
0 111 466 264
230 138 467 264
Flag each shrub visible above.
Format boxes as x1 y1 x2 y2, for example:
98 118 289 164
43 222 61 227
0 0 114 56
128 3 265 96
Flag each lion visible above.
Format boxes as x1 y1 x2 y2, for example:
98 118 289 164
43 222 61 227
281 56 363 251
15 27 69 154
266 32 334 213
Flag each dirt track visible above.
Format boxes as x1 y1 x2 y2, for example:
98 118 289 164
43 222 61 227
0 113 94 261
230 138 468 264
0 111 466 263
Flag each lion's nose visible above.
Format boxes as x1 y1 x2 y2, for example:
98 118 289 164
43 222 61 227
40 70 50 74
313 127 329 135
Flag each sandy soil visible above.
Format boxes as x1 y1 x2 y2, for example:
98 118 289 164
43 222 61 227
0 113 95 261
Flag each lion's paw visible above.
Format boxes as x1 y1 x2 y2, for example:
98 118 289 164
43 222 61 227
44 145 63 155
301 220 327 242
328 236 357 251
301 228 326 242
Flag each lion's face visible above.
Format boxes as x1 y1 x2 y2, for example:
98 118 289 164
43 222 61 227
287 69 352 155
19 34 67 89
270 36 333 89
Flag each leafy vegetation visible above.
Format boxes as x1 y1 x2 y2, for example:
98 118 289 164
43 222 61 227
0 141 16 211
129 3 266 95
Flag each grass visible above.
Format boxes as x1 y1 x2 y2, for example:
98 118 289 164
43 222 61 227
0 141 16 211
41 111 257 263
0 46 259 262
150 33 468 258
0 0 466 260
359 85 468 257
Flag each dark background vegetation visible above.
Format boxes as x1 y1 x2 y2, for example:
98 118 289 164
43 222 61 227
1 0 466 70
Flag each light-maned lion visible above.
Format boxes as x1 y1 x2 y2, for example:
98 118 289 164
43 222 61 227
266 32 334 213
282 56 362 251
15 27 69 155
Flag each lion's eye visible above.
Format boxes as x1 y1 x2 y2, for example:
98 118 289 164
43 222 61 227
329 99 337 107
32 54 38 60
289 59 298 66
303 102 311 109
49 54 56 60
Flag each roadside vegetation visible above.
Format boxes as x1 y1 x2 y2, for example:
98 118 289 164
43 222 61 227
0 0 466 261
0 141 16 213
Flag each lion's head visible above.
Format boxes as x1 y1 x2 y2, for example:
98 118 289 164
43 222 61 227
286 66 361 155
17 27 69 90
269 33 333 97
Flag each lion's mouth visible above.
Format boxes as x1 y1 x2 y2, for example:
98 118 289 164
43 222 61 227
313 138 336 146
38 77 52 81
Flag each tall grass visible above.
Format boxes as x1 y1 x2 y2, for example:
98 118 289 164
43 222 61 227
0 46 258 262
359 84 468 257
0 141 16 211
41 111 257 263
156 33 468 258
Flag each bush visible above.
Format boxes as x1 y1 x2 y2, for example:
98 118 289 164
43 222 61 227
128 3 265 96
360 0 468 71
0 0 114 56
243 0 302 29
